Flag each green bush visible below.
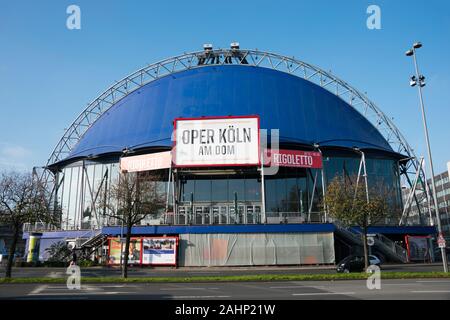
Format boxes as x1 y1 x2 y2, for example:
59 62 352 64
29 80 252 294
78 260 98 267
45 241 71 263
42 261 68 268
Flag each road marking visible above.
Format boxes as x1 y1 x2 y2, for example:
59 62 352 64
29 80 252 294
29 285 48 295
93 285 138 288
416 280 450 283
160 287 219 291
292 292 355 296
172 295 230 299
48 272 62 278
188 271 220 274
27 291 137 296
411 290 450 293
270 286 325 289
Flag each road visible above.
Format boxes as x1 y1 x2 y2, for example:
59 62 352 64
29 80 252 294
0 263 445 278
0 279 449 300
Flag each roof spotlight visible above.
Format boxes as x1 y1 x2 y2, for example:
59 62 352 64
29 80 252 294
230 42 240 50
413 42 422 49
203 43 213 51
410 76 417 87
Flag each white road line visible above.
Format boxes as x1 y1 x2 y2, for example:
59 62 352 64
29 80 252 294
40 285 98 291
94 285 137 288
292 292 356 296
28 285 48 295
172 295 231 299
416 280 450 283
270 286 325 289
27 291 137 296
411 290 450 293
160 287 219 291
188 272 221 274
48 272 62 278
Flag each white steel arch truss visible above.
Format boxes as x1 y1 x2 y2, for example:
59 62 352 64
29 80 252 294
38 49 431 225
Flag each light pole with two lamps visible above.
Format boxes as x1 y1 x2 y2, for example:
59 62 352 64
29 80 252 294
405 42 448 272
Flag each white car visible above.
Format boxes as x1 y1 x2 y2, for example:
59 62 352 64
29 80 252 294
369 255 381 266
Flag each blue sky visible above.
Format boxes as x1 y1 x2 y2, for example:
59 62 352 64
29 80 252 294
0 0 449 173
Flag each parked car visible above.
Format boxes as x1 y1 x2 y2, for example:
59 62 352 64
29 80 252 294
433 247 450 262
336 255 381 273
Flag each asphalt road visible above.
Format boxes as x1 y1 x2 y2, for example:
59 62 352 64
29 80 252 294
0 279 449 300
0 263 445 278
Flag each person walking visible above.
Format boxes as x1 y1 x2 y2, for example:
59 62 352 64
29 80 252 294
71 250 78 266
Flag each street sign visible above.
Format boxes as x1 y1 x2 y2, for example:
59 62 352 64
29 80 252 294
438 234 446 248
367 236 375 246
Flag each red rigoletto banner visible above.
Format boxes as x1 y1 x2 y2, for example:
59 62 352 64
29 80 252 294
264 149 323 169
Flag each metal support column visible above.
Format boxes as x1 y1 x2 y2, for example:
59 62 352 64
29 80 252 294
260 153 267 224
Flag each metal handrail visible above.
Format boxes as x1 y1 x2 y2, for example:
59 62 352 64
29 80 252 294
333 221 408 262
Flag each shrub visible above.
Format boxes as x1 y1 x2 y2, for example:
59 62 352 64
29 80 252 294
45 241 71 263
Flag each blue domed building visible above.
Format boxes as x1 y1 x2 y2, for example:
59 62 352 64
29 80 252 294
25 46 435 266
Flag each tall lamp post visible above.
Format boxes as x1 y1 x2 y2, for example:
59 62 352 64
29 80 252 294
406 42 448 272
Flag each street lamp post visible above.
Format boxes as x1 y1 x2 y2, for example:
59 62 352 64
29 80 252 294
406 42 448 272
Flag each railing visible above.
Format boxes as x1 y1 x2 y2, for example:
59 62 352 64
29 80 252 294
162 210 327 225
333 220 364 245
333 221 408 263
376 233 408 262
22 222 58 233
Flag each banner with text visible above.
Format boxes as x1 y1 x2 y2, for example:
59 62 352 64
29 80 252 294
174 116 260 167
120 151 171 173
264 149 323 169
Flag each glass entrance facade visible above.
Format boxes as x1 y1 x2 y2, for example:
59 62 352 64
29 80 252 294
54 152 403 229
176 172 262 225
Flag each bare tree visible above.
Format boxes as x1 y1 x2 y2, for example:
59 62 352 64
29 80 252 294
98 170 165 278
0 171 55 278
324 174 391 270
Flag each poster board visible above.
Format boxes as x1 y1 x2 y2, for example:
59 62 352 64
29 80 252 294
108 237 142 265
107 236 178 266
142 237 178 266
405 235 431 262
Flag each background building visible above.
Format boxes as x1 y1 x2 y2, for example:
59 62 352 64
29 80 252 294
402 161 450 235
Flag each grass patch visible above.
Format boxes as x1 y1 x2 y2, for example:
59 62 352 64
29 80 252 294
1 272 449 284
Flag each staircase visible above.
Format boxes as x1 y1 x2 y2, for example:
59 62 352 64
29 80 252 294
334 221 408 263
78 233 108 260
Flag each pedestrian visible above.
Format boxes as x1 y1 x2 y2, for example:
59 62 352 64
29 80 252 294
71 250 77 266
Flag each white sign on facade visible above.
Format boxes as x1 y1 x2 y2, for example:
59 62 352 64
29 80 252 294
120 151 172 173
173 116 260 167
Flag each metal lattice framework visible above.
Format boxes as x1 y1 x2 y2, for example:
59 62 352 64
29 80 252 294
39 48 430 223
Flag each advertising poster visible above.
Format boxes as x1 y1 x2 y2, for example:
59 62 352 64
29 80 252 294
174 116 260 167
108 237 142 265
26 233 42 263
142 237 178 265
263 149 323 169
406 235 431 262
120 151 172 173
